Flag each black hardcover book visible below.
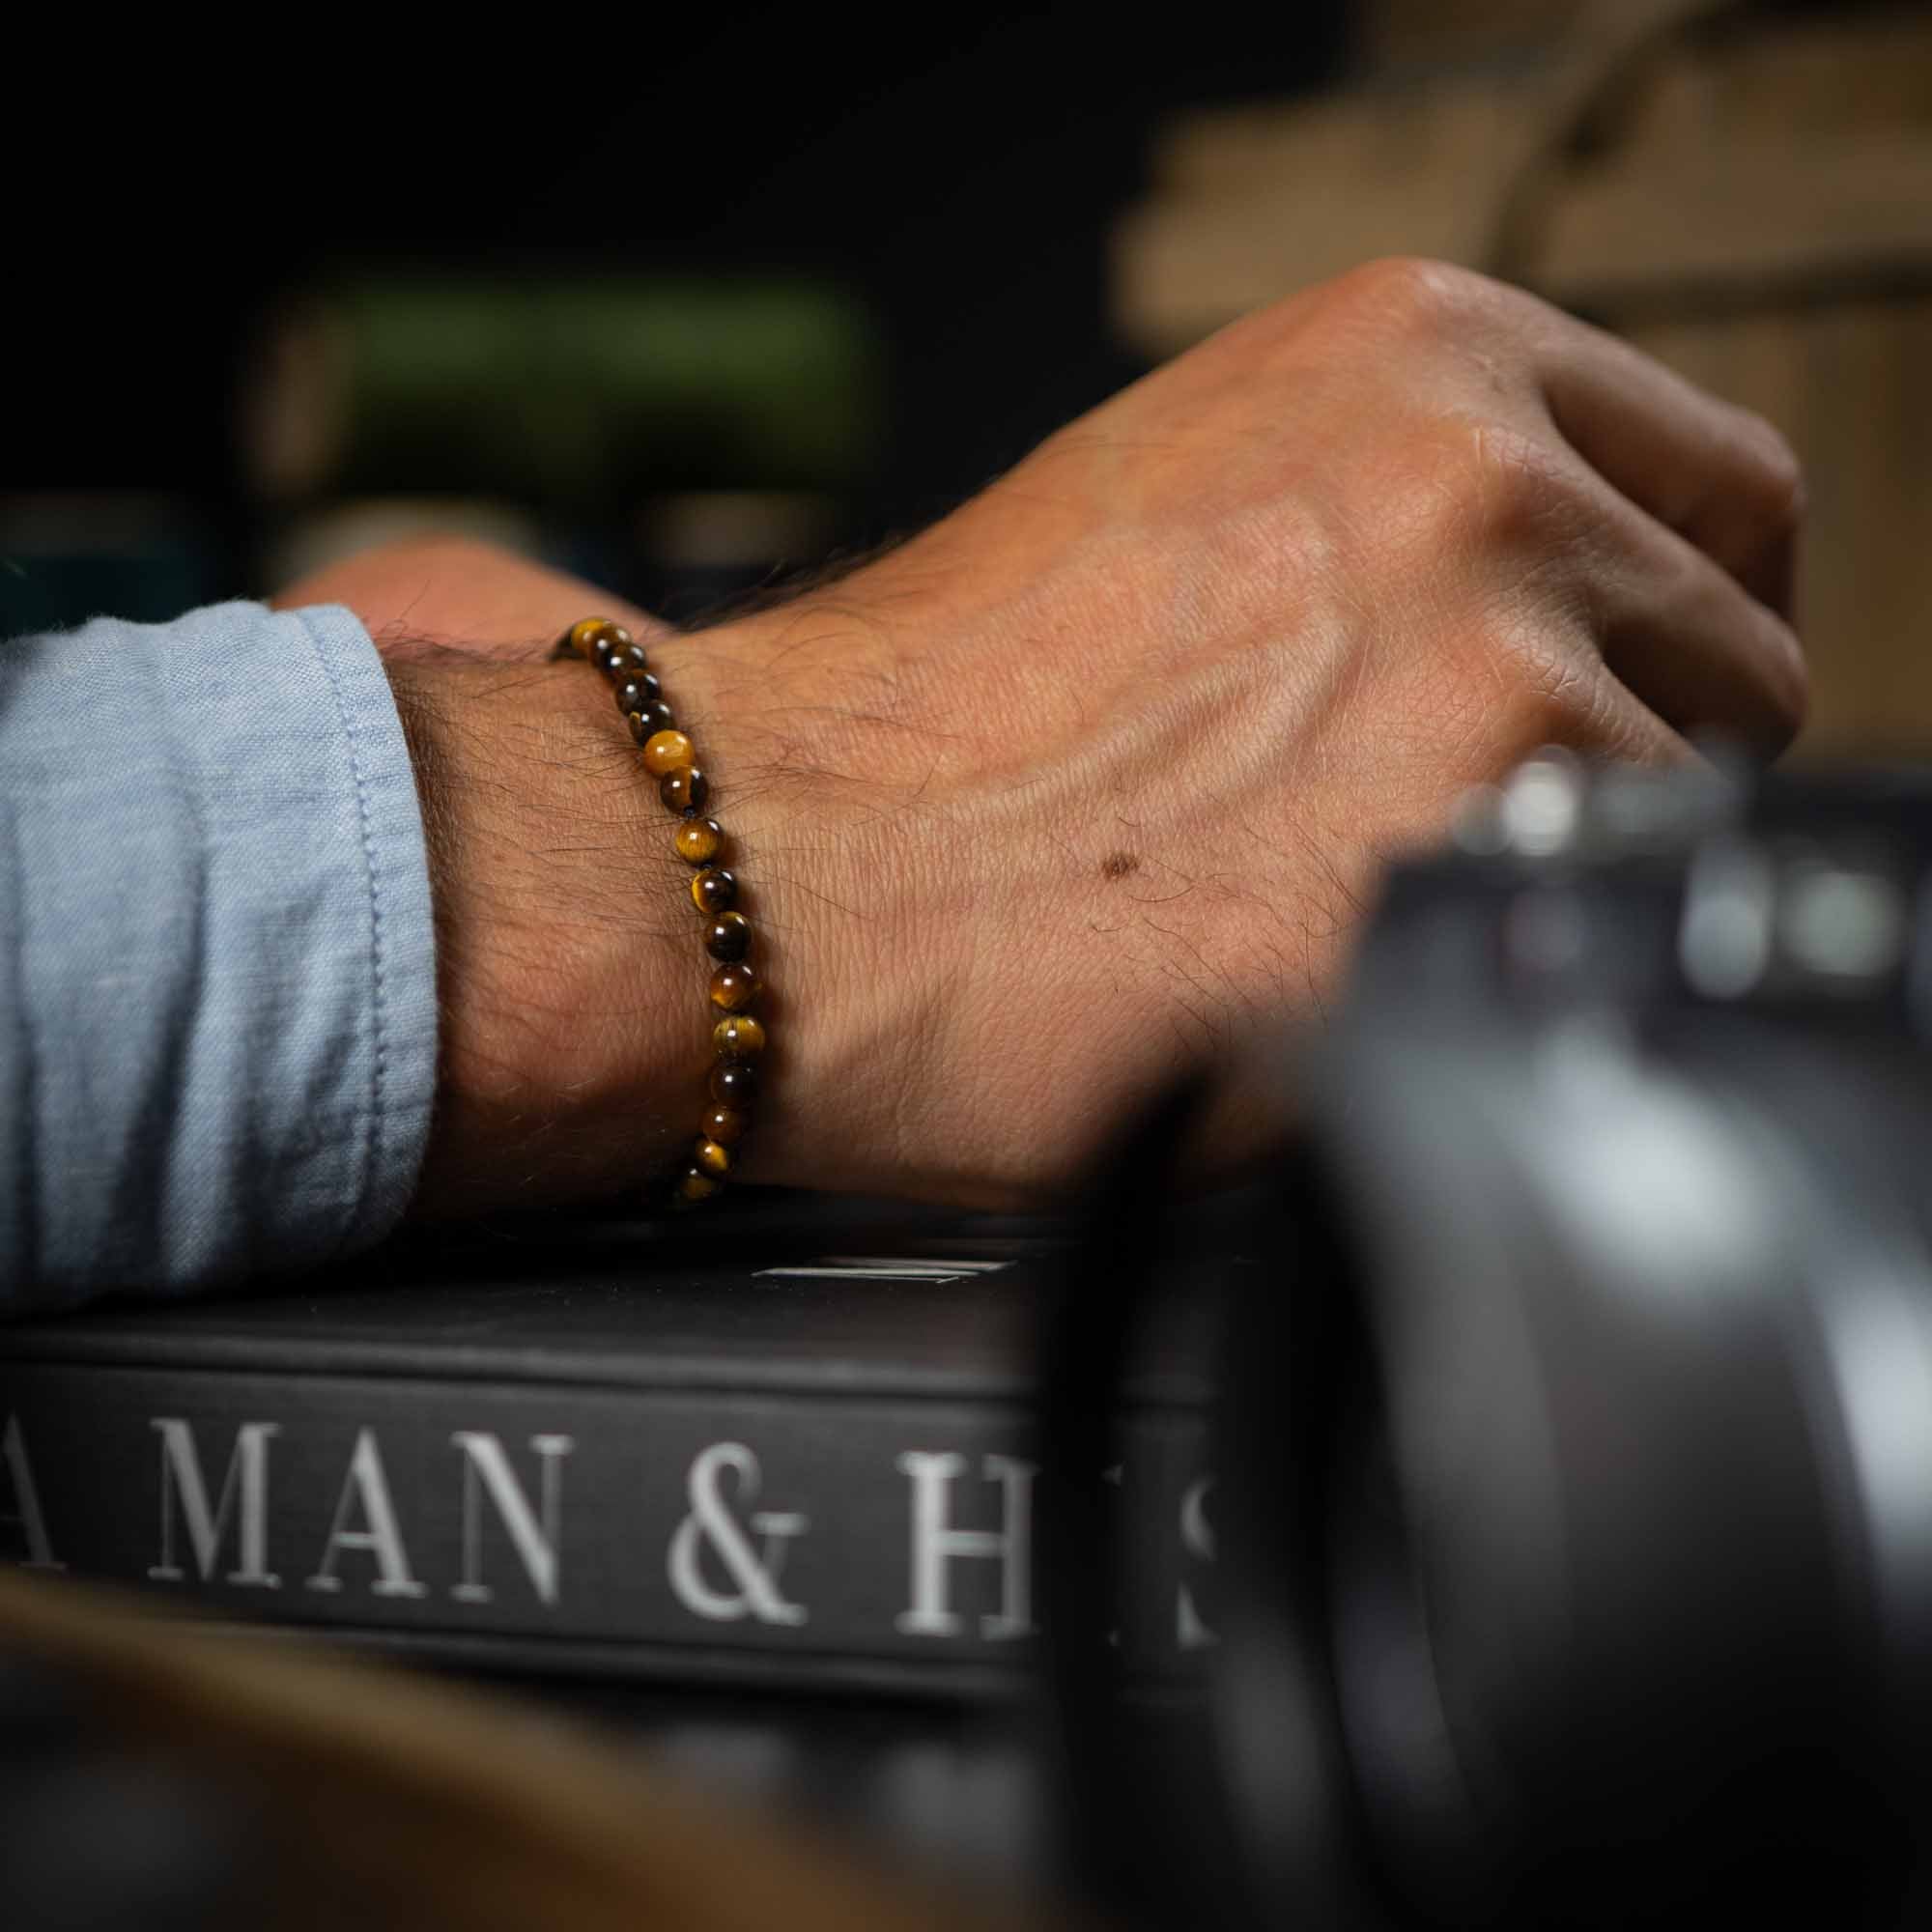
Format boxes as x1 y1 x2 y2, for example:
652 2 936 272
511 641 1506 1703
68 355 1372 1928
0 1204 1225 1697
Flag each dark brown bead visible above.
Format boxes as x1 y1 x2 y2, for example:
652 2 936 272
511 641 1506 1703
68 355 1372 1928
613 639 650 677
627 700 676 744
712 1014 766 1060
705 912 751 962
709 1059 759 1106
710 962 759 1012
614 672 661 716
691 867 738 916
703 1104 749 1145
677 1165 724 1205
675 818 725 867
694 1136 732 1178
587 622 633 671
661 765 709 814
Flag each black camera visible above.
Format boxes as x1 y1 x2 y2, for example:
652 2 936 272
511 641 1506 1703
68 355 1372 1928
1049 755 1932 1929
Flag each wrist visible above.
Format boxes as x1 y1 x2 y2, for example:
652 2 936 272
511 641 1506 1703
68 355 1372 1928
290 535 935 1216
370 558 1007 1217
388 650 706 1218
656 604 995 1207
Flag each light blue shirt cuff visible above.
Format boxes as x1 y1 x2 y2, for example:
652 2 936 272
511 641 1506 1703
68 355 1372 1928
0 600 438 1304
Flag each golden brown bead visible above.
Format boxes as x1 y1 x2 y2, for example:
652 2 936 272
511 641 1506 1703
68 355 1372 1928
675 818 725 867
677 1165 724 1204
712 1014 765 1060
705 913 751 962
710 962 759 1012
564 614 769 1211
661 765 709 813
643 729 695 777
710 1060 759 1106
567 616 615 660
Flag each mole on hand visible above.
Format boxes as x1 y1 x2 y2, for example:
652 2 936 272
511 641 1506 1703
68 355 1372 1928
1101 851 1140 881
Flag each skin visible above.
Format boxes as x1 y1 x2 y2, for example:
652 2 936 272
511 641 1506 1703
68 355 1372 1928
275 259 1806 1218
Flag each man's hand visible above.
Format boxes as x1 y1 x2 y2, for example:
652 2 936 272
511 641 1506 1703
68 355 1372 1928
281 259 1806 1215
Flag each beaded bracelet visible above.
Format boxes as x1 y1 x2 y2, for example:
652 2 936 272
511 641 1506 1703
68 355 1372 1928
559 616 764 1208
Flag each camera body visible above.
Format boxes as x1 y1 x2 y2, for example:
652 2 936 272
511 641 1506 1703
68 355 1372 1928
1305 757 1932 1922
1052 757 1932 1930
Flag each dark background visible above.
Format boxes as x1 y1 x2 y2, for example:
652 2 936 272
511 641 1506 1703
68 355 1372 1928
3 6 1347 622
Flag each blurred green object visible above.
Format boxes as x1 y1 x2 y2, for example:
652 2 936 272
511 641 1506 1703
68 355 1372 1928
245 279 886 503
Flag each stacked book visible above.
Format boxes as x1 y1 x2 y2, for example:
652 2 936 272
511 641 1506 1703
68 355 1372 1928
0 1201 1225 1699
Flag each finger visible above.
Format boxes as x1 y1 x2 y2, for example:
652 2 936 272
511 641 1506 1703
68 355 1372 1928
1577 471 1809 755
1539 655 1694 772
1529 309 1804 619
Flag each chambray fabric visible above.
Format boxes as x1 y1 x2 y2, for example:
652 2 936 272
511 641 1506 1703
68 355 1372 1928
0 602 438 1309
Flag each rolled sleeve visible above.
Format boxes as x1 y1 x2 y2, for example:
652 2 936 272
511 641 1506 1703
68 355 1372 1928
0 601 438 1306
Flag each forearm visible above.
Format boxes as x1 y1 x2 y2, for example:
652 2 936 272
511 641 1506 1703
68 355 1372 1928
270 541 748 1218
0 588 825 1311
384 650 709 1219
276 256 1812 1231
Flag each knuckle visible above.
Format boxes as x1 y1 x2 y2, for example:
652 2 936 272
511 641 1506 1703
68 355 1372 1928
1500 648 1627 754
1466 424 1590 548
1433 583 1614 747
1332 255 1508 337
1410 602 1593 761
1386 415 1588 561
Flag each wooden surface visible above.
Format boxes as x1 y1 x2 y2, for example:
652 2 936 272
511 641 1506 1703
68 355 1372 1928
1622 294 1932 756
1112 4 1932 756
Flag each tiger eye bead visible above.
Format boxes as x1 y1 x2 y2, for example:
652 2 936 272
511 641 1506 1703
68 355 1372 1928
710 962 759 1012
642 729 694 778
705 912 751 962
676 818 725 867
589 622 634 671
677 1165 724 1205
710 1059 759 1106
567 616 618 661
614 671 661 716
712 1014 766 1060
627 699 676 743
565 612 781 1208
661 765 708 813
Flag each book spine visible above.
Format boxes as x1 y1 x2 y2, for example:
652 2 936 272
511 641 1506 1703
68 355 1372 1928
0 1365 1215 1690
